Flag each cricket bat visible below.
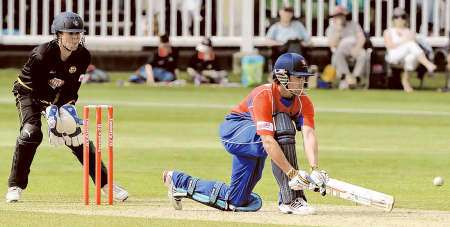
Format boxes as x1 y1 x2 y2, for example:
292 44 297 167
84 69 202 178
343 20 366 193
325 178 395 212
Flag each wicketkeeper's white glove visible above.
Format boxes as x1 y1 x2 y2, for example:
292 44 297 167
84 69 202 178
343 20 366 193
59 104 84 147
45 105 65 146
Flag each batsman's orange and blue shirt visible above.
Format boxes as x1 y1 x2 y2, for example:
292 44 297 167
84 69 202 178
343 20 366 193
230 83 314 136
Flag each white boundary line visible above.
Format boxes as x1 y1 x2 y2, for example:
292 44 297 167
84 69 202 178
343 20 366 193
0 98 449 117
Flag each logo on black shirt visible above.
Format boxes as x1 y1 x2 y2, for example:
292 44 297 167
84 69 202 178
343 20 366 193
69 66 77 74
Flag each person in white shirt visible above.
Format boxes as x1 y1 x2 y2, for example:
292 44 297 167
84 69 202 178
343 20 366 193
383 7 436 92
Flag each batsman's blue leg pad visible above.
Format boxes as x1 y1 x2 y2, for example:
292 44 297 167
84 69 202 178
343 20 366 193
172 171 230 210
171 171 262 211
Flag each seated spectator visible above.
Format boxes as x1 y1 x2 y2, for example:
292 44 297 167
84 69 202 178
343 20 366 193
187 37 227 85
81 64 110 83
326 6 367 89
129 34 178 84
384 7 436 92
266 5 311 64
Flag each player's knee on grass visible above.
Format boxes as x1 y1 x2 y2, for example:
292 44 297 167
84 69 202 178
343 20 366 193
18 123 43 145
229 193 262 212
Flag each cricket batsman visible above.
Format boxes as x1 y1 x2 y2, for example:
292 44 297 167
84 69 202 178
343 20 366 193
163 53 328 214
5 12 128 203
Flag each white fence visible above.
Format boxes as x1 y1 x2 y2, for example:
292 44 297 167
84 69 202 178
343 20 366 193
1 0 449 50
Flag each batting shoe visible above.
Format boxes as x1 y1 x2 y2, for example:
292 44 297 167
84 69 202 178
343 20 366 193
101 184 129 202
278 198 316 215
162 170 182 210
5 186 22 203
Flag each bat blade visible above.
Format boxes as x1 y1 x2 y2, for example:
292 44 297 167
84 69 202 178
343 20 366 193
326 178 395 212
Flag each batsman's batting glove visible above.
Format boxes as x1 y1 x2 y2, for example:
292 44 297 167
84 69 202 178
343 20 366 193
60 104 84 147
309 169 329 196
287 169 311 190
45 105 65 146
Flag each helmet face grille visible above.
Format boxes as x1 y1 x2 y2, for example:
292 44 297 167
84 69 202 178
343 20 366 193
274 69 289 87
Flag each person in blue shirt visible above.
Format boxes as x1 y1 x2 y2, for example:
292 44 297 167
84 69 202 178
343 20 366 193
266 6 311 46
266 6 312 66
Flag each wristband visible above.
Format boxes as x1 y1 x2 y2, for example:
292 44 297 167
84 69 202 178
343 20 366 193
287 168 298 180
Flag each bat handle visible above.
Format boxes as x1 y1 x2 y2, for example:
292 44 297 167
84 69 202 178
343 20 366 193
320 187 327 196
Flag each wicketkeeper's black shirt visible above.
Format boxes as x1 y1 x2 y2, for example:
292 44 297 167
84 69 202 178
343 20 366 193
16 39 91 106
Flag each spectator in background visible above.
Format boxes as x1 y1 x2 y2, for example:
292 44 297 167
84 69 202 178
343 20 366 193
187 37 227 85
266 5 312 64
81 64 110 83
326 6 367 89
266 6 311 46
129 34 178 84
384 7 436 92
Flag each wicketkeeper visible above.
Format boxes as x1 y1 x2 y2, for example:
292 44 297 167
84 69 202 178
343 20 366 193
163 53 328 214
5 12 128 203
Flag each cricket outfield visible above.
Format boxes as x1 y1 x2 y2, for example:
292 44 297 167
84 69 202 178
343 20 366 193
0 69 449 226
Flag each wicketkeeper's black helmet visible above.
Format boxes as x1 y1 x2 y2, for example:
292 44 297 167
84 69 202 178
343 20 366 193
51 12 84 34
